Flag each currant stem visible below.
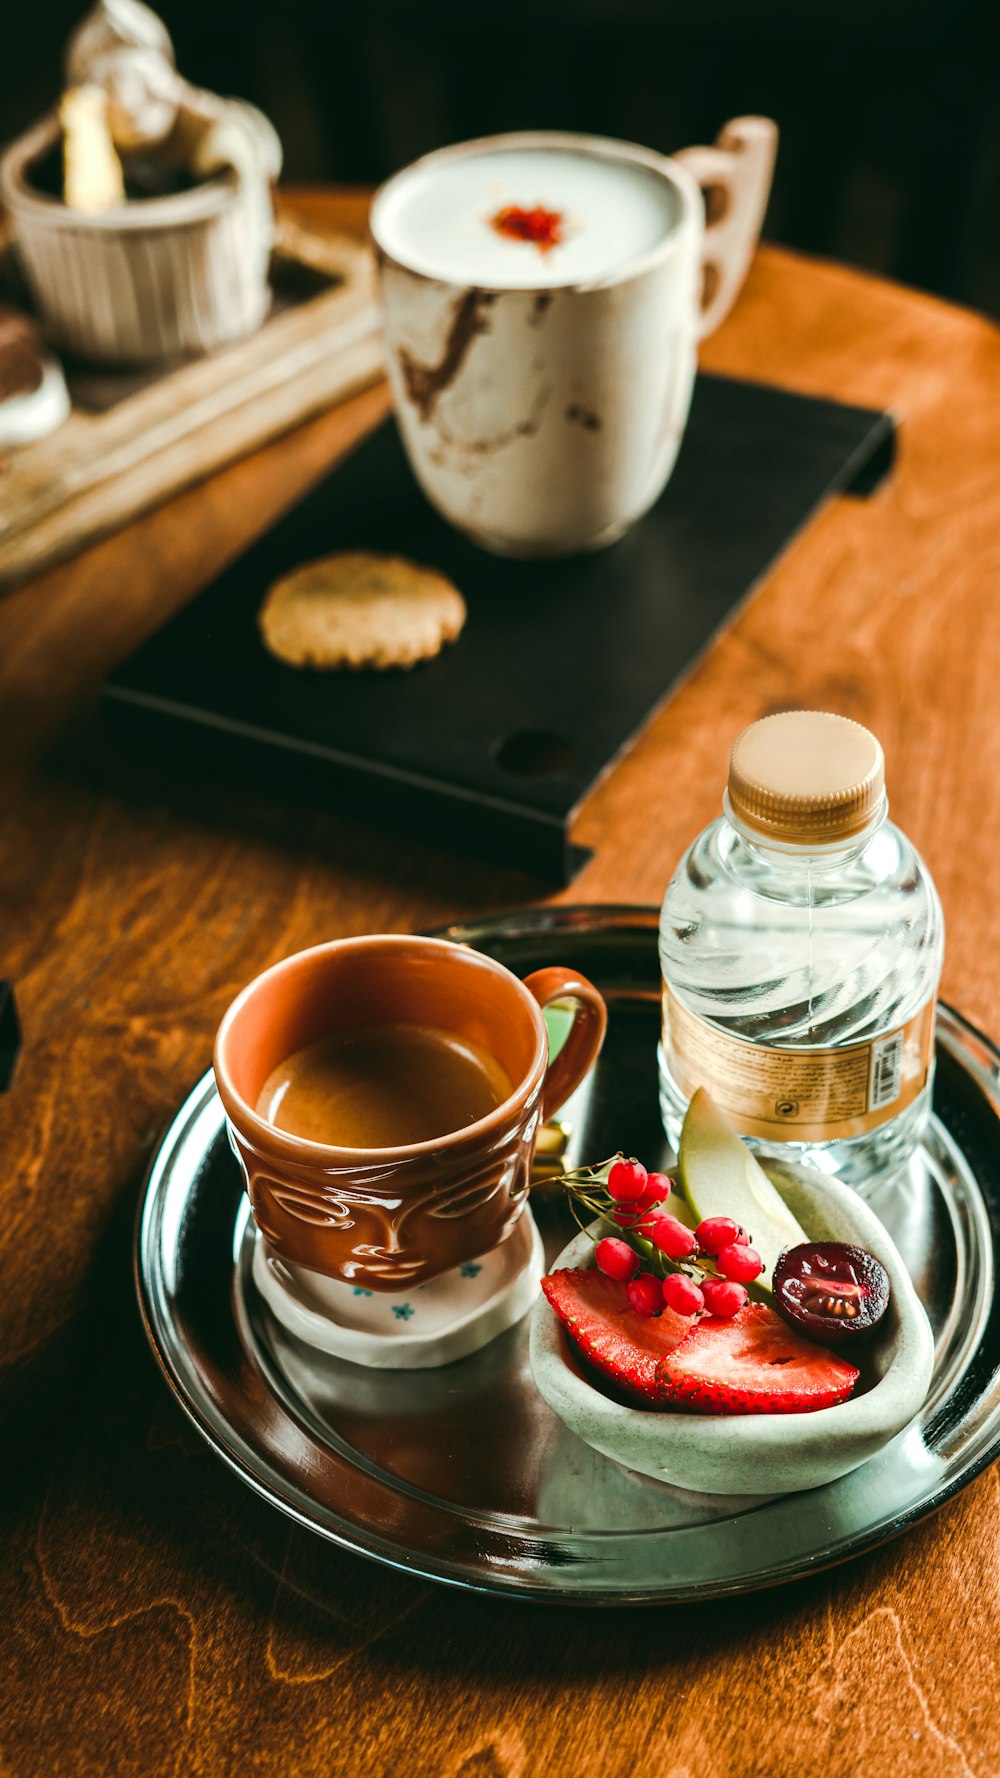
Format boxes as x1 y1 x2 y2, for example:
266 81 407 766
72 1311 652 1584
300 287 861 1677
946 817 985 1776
546 1156 714 1286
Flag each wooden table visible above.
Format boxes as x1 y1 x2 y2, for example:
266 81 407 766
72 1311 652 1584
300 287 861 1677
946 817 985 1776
2 189 998 1778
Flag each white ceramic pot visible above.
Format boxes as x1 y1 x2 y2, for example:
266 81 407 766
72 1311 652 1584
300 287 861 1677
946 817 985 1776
0 109 276 365
530 1162 934 1496
370 120 777 558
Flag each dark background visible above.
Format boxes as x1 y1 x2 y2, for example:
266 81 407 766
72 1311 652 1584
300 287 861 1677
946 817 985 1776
4 0 999 315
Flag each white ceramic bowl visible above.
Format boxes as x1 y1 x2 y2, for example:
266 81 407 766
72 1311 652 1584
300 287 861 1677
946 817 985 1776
529 1163 934 1496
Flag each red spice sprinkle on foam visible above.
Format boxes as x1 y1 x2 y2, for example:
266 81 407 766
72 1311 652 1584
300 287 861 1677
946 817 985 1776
491 204 564 253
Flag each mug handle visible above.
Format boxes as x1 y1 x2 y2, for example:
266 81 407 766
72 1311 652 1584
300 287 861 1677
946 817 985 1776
523 967 608 1122
673 116 778 341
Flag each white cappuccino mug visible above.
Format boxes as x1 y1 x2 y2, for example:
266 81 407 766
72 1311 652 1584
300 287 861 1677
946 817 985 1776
370 119 777 558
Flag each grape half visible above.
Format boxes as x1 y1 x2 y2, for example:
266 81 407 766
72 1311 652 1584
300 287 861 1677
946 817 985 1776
772 1242 890 1347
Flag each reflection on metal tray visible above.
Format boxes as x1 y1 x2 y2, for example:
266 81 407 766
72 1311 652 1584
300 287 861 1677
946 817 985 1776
135 905 999 1604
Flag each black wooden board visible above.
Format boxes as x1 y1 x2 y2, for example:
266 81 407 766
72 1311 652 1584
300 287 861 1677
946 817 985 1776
102 374 894 881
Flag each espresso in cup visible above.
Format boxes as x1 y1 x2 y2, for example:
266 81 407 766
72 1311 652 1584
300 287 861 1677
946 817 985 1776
256 1023 512 1148
215 935 606 1292
371 120 777 558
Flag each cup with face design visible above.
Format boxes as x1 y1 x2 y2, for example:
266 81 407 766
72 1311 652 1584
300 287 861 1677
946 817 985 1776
214 935 606 1318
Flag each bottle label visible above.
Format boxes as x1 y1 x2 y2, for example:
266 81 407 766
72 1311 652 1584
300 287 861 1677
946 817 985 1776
662 985 936 1143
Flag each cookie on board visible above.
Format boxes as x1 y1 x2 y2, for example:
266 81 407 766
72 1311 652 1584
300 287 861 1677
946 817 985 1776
258 551 467 670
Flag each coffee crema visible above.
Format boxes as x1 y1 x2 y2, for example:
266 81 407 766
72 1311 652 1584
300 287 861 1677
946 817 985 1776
255 1023 513 1149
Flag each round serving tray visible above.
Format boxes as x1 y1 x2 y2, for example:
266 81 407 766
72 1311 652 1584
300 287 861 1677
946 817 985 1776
135 904 1000 1604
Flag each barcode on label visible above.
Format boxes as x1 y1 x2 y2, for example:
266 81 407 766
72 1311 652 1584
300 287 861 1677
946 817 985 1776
869 1031 903 1111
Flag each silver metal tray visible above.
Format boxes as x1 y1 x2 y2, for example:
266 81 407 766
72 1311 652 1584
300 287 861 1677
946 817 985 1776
135 904 1000 1604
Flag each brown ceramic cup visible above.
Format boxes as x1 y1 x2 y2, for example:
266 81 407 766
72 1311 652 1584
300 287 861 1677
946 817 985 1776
214 934 606 1293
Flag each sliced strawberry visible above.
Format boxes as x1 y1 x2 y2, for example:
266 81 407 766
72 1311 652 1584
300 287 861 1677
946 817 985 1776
655 1301 860 1415
541 1268 692 1405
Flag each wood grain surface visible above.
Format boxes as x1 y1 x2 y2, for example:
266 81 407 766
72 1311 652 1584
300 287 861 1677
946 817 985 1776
1 188 998 1778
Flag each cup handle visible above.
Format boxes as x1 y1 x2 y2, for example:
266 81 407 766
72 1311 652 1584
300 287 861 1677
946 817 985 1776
673 116 778 341
523 967 608 1122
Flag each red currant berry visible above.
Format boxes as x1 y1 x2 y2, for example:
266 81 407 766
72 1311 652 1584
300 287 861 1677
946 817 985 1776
633 1209 664 1237
636 1171 672 1208
607 1157 648 1202
627 1273 664 1317
694 1215 742 1256
614 1208 663 1233
650 1214 698 1259
594 1237 640 1283
701 1278 748 1319
662 1273 705 1317
717 1242 764 1283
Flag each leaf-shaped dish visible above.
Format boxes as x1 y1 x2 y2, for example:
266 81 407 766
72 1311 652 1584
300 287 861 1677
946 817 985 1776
529 1162 935 1496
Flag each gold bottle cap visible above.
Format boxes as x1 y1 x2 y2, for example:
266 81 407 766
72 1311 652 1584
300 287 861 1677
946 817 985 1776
727 711 886 845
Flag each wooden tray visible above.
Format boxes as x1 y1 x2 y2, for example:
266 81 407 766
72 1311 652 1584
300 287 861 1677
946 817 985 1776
0 211 383 589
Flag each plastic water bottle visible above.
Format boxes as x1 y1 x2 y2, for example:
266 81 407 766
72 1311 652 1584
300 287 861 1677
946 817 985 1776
658 711 944 1189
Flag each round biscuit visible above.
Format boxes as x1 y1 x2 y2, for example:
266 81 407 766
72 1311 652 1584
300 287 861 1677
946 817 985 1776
258 551 466 670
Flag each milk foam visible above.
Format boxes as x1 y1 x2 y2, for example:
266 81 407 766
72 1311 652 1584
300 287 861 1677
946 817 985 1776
374 146 682 288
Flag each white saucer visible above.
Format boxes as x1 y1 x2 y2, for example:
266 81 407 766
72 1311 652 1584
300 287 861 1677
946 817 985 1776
251 1207 544 1370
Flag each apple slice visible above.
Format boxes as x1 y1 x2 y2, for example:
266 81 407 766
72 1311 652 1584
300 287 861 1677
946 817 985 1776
677 1088 808 1293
